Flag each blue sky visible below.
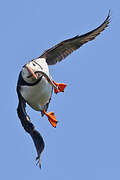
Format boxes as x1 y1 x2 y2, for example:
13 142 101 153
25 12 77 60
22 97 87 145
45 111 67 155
0 0 120 180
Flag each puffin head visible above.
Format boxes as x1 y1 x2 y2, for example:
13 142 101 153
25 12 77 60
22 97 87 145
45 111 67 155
21 61 43 83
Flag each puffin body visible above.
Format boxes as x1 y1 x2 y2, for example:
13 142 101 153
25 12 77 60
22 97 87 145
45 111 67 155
17 12 110 168
20 58 52 111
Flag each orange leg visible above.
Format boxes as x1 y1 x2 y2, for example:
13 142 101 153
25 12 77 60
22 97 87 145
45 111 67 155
52 80 67 94
43 110 58 128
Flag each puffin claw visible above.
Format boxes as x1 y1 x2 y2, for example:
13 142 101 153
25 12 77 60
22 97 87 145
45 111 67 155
52 80 67 94
43 110 58 128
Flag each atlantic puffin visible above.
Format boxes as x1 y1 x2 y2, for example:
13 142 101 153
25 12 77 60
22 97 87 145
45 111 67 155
17 11 110 168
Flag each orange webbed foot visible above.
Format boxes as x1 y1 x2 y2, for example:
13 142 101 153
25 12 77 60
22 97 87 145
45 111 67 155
52 80 67 94
43 110 58 128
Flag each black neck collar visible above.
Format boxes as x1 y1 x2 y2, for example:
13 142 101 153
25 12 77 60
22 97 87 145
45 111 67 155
17 71 43 86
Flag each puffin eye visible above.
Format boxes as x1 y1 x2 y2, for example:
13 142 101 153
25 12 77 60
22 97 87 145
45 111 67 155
32 63 36 66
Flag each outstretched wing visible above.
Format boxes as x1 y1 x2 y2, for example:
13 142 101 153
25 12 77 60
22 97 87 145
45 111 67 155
40 11 110 65
17 86 45 168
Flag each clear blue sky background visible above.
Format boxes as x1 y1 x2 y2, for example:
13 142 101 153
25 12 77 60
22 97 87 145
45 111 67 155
0 0 120 180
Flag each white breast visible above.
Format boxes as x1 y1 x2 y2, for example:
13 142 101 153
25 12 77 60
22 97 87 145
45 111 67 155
21 77 52 111
21 58 53 111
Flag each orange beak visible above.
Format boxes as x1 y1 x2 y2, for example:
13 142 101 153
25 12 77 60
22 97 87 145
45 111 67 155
26 64 38 80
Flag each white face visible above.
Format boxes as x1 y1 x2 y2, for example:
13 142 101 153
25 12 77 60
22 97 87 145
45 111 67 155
22 61 43 83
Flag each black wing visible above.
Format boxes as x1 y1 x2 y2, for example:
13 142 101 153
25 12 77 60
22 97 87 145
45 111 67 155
40 11 110 65
17 86 45 168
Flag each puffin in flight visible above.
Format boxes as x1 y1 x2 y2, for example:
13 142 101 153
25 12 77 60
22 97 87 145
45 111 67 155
17 12 110 168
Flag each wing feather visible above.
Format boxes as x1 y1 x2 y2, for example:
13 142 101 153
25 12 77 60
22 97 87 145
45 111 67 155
17 86 44 168
40 11 110 65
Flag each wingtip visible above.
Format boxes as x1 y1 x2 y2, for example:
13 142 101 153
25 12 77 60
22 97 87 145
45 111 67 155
108 9 111 17
36 156 42 169
106 10 111 24
101 10 111 30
